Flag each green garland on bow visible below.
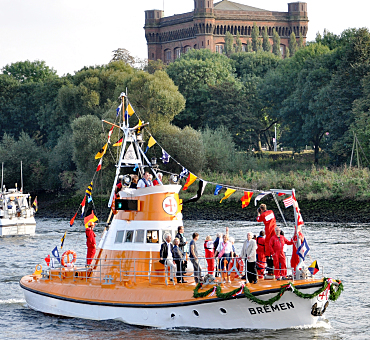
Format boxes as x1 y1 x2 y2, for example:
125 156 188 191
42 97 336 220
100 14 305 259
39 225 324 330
193 278 343 306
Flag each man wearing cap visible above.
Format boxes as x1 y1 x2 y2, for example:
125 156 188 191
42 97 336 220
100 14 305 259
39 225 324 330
86 222 96 266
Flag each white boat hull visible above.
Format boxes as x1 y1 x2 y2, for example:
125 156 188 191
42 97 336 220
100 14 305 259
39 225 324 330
21 284 327 329
0 217 36 236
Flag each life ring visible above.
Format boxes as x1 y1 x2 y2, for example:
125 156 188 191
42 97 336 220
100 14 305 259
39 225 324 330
61 250 77 267
236 257 244 278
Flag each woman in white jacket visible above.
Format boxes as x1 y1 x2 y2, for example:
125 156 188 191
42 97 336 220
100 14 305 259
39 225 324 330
241 232 258 283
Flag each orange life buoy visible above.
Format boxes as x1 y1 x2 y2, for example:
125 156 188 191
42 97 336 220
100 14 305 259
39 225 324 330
236 257 244 278
61 250 77 267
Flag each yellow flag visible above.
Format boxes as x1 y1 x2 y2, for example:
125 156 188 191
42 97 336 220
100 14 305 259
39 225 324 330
220 188 236 203
182 173 197 191
137 119 143 133
95 143 108 159
148 136 156 148
127 103 135 116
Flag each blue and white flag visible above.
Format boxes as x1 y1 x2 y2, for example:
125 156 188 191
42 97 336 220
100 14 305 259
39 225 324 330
161 149 170 164
51 246 61 264
116 103 122 117
297 238 310 261
214 185 223 196
179 167 189 179
254 192 270 206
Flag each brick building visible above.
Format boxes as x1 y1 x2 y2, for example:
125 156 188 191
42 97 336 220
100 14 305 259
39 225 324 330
144 0 308 62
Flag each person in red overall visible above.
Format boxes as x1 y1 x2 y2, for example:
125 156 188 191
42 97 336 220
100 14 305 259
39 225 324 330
204 235 215 275
256 230 266 279
269 226 294 280
256 204 276 275
86 222 96 266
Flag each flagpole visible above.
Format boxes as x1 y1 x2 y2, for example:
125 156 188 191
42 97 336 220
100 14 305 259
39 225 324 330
1 162 3 193
21 160 23 193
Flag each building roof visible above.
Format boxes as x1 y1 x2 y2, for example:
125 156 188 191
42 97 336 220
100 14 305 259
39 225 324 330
214 0 268 12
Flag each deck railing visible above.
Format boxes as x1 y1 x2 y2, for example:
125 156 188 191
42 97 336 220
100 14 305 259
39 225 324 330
41 255 323 285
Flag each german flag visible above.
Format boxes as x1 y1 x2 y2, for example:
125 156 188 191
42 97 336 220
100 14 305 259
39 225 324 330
84 210 98 228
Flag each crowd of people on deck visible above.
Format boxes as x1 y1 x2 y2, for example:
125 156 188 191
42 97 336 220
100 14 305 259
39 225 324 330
159 203 297 284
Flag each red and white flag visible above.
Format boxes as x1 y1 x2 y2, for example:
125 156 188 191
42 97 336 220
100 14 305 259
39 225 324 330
283 195 294 208
107 126 114 143
96 158 102 172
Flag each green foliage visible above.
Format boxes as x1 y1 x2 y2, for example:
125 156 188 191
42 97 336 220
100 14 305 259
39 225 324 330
251 23 259 52
235 32 243 53
224 31 235 57
201 126 236 172
289 32 297 56
166 49 236 129
123 70 186 134
154 123 205 174
145 59 167 74
262 28 271 52
0 132 48 191
2 60 57 83
272 29 281 57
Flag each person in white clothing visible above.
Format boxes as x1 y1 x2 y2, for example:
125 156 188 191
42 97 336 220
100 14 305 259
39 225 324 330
214 234 233 283
159 234 176 282
137 171 153 188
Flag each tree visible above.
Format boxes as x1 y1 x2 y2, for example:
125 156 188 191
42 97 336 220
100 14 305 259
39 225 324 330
123 70 186 134
272 29 281 57
145 59 166 74
262 28 271 52
224 31 235 57
251 23 259 52
285 47 290 58
235 31 243 53
298 32 305 48
166 49 236 129
289 32 298 56
111 48 136 67
2 60 57 83
246 38 252 52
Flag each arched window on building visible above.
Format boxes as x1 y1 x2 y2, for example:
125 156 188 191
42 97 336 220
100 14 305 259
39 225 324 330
174 48 181 59
242 44 247 52
216 44 224 54
184 46 191 53
164 49 172 63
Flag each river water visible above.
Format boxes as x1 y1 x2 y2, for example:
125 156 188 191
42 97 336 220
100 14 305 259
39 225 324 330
0 218 368 339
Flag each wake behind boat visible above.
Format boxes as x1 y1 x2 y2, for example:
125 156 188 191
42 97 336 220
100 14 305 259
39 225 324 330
20 92 342 329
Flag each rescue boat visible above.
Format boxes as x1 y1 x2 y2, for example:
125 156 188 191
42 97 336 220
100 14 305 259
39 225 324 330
19 93 342 329
0 162 36 237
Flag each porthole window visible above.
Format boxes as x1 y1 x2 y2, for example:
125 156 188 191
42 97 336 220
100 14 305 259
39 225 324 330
220 307 227 314
192 309 199 317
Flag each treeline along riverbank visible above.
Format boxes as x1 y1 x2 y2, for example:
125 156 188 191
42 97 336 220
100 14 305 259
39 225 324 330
35 193 370 224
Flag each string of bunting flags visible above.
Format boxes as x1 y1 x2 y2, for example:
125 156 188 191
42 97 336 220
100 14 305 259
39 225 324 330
47 99 308 267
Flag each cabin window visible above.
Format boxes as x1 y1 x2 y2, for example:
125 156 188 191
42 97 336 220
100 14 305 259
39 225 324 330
147 230 159 243
125 230 134 242
162 230 172 242
135 229 145 243
115 230 125 243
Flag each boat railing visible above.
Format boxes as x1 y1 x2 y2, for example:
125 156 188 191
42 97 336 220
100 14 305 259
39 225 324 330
40 255 323 285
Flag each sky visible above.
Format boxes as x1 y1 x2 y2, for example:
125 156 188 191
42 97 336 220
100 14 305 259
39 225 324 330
1 0 369 76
